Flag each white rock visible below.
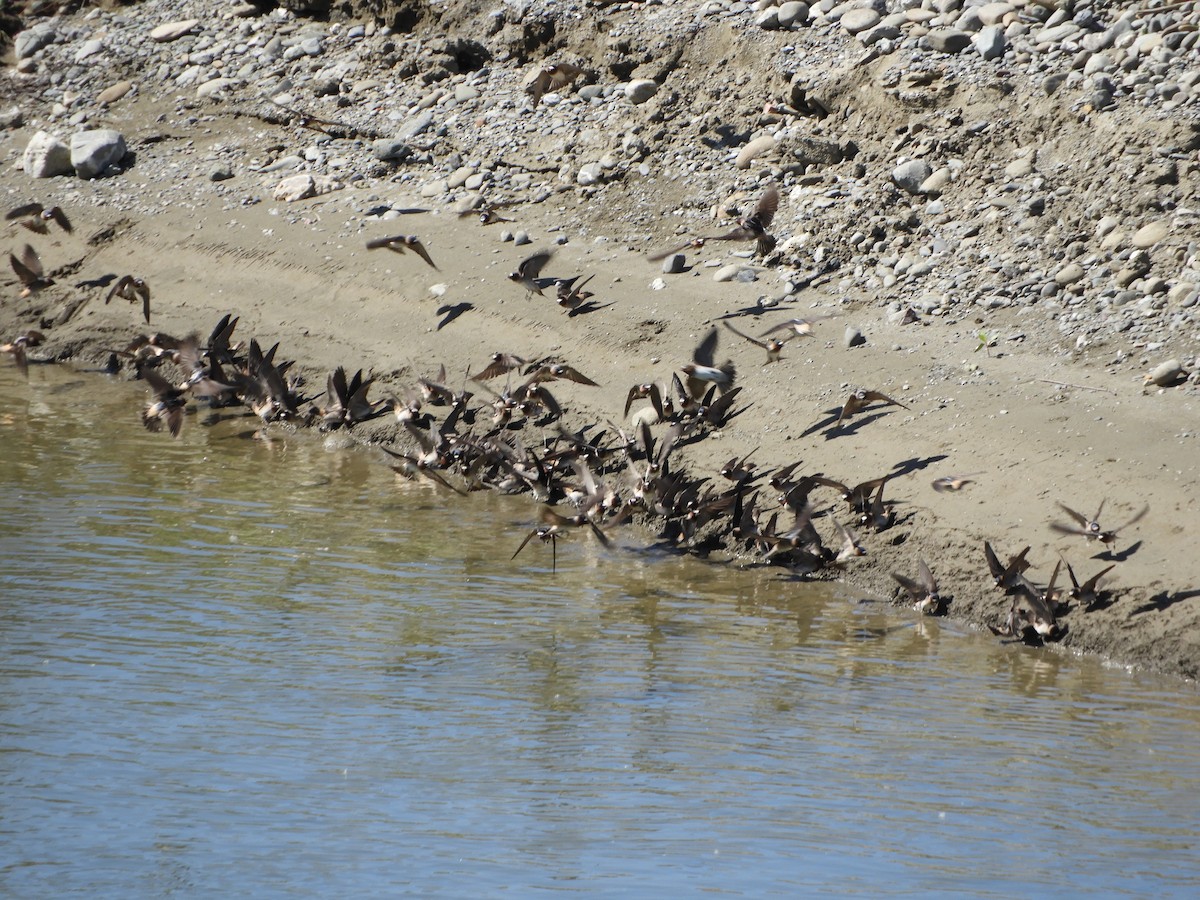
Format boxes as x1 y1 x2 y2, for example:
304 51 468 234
625 79 658 104
151 20 199 43
22 131 73 178
272 174 344 202
736 135 777 169
70 129 126 179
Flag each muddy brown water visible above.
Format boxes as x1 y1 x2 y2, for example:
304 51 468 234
2 364 1198 896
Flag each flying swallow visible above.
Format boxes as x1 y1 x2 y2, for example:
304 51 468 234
1050 500 1148 545
892 558 944 615
523 362 599 387
365 234 438 269
525 61 584 108
1062 557 1116 608
555 273 596 312
470 353 526 382
932 472 981 493
509 249 554 296
832 518 866 562
647 185 780 260
1 330 45 377
6 202 72 234
722 321 791 363
983 541 1031 592
140 366 187 437
836 388 909 425
681 327 735 397
106 275 151 324
624 382 666 421
760 314 836 339
9 244 53 296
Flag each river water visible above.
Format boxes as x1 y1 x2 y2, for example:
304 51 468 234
2 364 1198 897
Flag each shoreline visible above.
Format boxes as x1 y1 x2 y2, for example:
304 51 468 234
3 0 1199 679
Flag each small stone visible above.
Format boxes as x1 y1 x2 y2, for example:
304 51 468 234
577 162 604 186
920 167 952 196
892 159 933 194
447 166 473 189
926 29 972 54
755 8 781 29
150 20 199 43
1055 262 1084 285
272 173 343 202
0 106 23 129
513 230 532 246
845 326 866 348
714 264 752 283
842 10 881 35
777 2 809 27
736 135 776 169
625 79 658 104
74 39 104 63
396 111 434 140
22 131 73 178
196 78 238 99
978 3 1014 26
662 254 686 275
97 81 132 106
70 129 126 179
1004 154 1034 178
454 84 479 102
14 25 56 60
419 179 448 198
1147 359 1186 387
973 25 1007 60
372 139 411 162
1131 220 1170 249
209 166 234 182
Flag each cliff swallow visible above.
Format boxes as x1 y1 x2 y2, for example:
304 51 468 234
320 366 383 428
470 353 526 381
106 275 151 324
511 505 609 571
932 472 981 493
722 320 791 363
525 62 584 108
648 185 780 260
1062 557 1116 608
624 382 666 421
523 362 599 387
892 558 944 615
681 327 736 397
365 234 438 269
140 366 187 437
1014 560 1067 640
458 198 515 225
760 314 836 339
1 330 45 377
6 202 72 234
1050 500 1148 545
9 244 53 296
555 273 596 311
509 249 554 296
983 541 1031 592
832 518 866 562
836 388 909 425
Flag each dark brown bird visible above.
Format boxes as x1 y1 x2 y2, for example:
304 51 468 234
648 185 779 261
760 315 836 340
509 249 554 296
1 330 45 377
9 244 53 296
523 362 599 388
107 275 151 324
470 353 526 382
365 235 438 269
1062 557 1116 608
932 472 982 493
681 327 735 398
722 320 791 364
6 202 72 235
983 541 1031 592
525 62 584 109
140 366 187 438
836 388 909 425
892 558 944 615
1050 499 1148 545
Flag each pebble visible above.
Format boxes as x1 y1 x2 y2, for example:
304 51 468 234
14 25 56 60
272 174 343 202
577 162 604 186
973 25 1007 61
714 264 753 283
892 159 933 194
625 79 658 104
1055 263 1085 285
1132 220 1170 248
1148 359 1186 387
662 254 686 275
150 20 199 43
845 326 866 348
513 230 532 246
97 81 133 106
736 135 776 169
841 10 881 35
926 30 973 54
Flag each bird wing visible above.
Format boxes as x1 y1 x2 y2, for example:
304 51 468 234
693 327 719 367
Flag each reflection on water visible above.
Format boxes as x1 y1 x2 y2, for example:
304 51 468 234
2 365 1199 896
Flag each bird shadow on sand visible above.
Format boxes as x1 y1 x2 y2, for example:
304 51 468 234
1096 540 1142 563
1128 588 1200 617
566 300 615 317
801 408 893 439
436 302 473 330
76 272 119 290
702 124 752 150
890 454 949 477
714 298 799 323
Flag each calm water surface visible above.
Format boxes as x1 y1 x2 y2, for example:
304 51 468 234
1 364 1198 897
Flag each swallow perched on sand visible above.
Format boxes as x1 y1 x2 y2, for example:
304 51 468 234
1 330 45 377
983 541 1031 592
892 558 944 615
836 388 909 425
509 249 554 296
647 185 780 260
1062 557 1116 608
9 244 53 296
681 327 736 398
1050 499 1148 545
524 61 585 108
932 472 981 493
106 275 151 324
365 234 438 269
6 202 72 235
721 321 791 364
